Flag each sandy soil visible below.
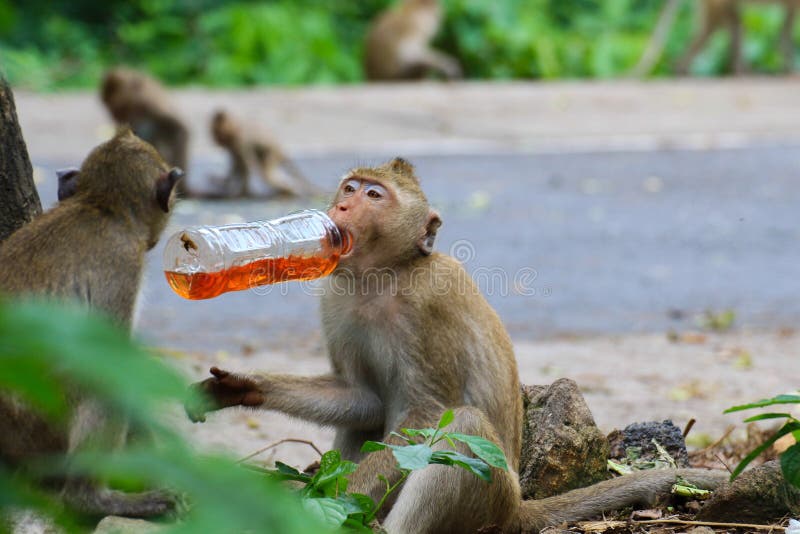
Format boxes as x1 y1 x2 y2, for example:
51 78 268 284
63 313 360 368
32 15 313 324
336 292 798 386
165 328 800 470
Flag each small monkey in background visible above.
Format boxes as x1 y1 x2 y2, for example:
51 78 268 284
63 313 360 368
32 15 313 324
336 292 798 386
210 109 318 198
0 130 183 518
186 158 727 532
100 67 190 196
632 0 799 77
365 0 462 81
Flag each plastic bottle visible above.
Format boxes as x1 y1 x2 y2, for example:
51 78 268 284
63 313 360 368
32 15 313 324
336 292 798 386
163 209 350 300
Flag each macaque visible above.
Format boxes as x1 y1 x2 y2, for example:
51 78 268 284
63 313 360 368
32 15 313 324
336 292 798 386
0 129 183 518
100 68 190 196
364 0 462 81
209 109 317 198
632 0 799 77
186 158 727 532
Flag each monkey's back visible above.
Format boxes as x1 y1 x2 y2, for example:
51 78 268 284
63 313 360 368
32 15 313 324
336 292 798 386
0 201 145 326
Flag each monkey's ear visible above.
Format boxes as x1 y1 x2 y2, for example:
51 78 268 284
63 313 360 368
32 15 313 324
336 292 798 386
418 210 442 256
390 157 415 178
156 168 184 212
56 167 80 201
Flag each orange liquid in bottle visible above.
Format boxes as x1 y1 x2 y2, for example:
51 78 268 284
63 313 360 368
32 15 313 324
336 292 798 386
164 254 340 300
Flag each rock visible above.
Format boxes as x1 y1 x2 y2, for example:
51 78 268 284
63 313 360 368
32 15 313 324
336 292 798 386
608 420 689 468
93 517 165 534
697 460 800 523
519 379 610 499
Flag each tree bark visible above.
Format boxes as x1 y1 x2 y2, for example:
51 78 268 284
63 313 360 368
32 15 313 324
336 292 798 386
0 77 41 244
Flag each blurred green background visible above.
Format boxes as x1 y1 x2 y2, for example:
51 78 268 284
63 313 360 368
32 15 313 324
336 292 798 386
0 0 797 90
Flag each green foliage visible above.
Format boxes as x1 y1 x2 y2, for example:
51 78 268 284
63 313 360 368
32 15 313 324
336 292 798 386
725 393 800 488
0 298 326 533
0 0 798 89
265 409 509 531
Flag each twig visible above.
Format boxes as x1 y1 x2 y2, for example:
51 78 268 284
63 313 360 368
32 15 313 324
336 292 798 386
633 518 786 531
699 425 736 453
683 418 696 438
713 452 733 474
237 438 323 464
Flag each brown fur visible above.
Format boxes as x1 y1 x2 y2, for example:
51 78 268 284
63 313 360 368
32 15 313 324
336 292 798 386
186 158 727 533
209 109 317 198
633 0 799 76
100 68 190 195
364 0 462 81
0 130 183 518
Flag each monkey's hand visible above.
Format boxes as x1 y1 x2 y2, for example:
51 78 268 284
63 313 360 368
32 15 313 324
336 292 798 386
184 367 265 423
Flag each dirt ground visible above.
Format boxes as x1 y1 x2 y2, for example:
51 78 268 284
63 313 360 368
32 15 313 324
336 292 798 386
165 328 800 470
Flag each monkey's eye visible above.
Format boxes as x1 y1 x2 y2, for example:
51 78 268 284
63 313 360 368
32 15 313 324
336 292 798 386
342 179 360 196
364 184 387 200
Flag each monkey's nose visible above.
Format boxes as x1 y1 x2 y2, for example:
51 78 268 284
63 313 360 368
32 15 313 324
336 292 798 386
338 204 348 212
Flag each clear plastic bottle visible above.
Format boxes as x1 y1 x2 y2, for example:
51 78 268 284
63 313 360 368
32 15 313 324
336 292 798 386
163 209 350 300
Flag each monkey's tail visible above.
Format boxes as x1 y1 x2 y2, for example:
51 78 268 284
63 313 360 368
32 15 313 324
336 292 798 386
629 0 683 78
516 468 728 532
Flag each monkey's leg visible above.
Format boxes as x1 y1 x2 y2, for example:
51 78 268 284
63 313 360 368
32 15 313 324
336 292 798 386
411 49 463 80
780 5 797 72
379 407 520 534
61 399 180 518
518 467 728 532
676 25 716 75
729 5 746 75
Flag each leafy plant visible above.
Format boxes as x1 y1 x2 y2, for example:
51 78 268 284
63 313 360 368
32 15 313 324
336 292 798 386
725 393 800 488
263 409 509 531
0 298 326 533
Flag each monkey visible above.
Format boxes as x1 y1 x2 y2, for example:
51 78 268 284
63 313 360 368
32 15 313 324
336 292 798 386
209 109 318 198
184 157 728 533
631 0 799 77
364 0 462 81
100 67 190 196
0 129 184 518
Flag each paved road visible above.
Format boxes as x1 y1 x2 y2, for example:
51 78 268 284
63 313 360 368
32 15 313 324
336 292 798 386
32 144 799 353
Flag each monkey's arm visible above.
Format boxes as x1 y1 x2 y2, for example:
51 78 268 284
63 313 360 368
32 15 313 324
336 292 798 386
186 367 383 430
415 48 462 79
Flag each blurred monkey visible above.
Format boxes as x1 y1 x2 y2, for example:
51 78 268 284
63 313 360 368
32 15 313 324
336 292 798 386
100 68 191 195
365 0 462 81
210 109 318 198
632 0 799 77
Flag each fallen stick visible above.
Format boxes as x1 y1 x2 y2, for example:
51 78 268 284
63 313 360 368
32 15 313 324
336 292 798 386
237 438 324 464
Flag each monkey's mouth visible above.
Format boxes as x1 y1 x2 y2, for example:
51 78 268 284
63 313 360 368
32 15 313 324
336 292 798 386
339 229 354 258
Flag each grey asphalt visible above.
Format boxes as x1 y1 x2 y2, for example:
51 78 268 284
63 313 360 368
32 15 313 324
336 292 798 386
33 145 800 353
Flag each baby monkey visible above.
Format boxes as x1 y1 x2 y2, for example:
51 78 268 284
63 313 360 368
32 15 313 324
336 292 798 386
210 109 318 198
365 0 462 81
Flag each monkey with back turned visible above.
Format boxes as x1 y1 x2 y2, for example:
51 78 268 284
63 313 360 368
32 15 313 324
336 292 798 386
0 129 183 518
186 158 728 532
100 67 190 197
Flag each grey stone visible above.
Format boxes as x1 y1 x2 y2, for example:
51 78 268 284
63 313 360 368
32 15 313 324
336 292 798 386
519 379 610 500
608 420 690 468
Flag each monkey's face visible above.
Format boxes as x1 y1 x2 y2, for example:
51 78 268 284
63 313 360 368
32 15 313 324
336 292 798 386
328 169 440 270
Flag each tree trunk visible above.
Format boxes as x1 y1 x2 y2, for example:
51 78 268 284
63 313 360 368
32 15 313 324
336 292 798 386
0 77 41 244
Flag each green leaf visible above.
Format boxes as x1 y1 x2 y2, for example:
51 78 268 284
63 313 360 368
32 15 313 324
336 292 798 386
430 450 492 482
401 428 435 440
438 409 455 429
780 443 800 489
312 461 357 497
390 444 433 471
731 421 800 479
302 497 348 528
725 394 800 413
318 450 342 475
360 441 387 453
447 433 509 470
743 413 792 423
337 492 375 516
269 462 312 484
